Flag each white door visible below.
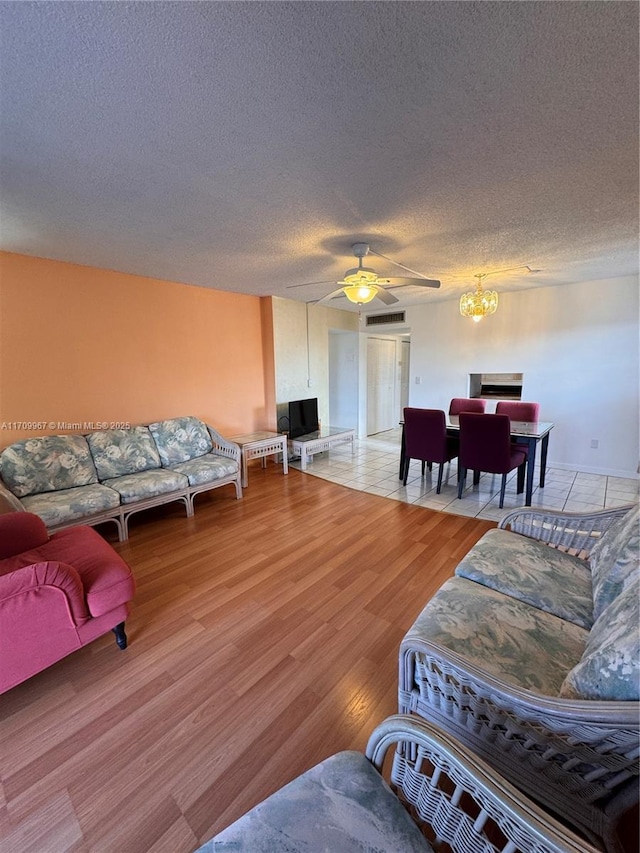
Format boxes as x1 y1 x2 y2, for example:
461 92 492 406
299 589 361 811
367 337 397 434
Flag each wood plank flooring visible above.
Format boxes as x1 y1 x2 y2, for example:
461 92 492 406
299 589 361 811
1 464 509 852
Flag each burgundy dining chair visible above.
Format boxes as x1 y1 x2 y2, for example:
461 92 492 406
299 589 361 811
496 401 540 490
402 408 458 492
457 413 527 508
495 401 540 422
449 398 486 415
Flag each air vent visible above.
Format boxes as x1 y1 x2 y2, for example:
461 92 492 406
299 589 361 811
365 311 406 326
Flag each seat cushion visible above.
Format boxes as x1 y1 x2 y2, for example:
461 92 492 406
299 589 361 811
148 416 213 466
1 435 98 497
21 483 121 526
406 577 588 696
455 528 594 629
170 454 238 486
103 469 188 504
560 574 640 700
87 427 161 480
0 524 135 617
197 750 431 853
589 504 639 620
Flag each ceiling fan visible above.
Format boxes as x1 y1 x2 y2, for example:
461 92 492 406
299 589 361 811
287 243 441 306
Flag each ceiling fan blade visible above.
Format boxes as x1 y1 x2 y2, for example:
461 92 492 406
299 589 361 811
286 280 337 289
374 287 400 305
316 288 348 304
384 276 441 289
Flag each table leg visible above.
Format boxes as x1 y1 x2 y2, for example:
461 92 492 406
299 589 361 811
539 434 549 487
525 437 537 506
281 439 289 476
242 454 249 489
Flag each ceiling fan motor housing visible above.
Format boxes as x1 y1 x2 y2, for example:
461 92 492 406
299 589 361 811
351 242 370 258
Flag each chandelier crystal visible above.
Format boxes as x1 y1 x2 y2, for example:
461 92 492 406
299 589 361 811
460 273 499 322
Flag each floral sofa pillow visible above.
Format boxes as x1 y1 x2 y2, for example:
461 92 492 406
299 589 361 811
0 435 98 497
560 573 640 701
87 427 161 481
589 504 639 620
149 417 213 467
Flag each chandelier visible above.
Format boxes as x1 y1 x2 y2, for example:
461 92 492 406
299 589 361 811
459 265 539 322
459 273 498 322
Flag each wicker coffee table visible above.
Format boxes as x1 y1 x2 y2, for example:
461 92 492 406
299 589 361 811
288 426 355 471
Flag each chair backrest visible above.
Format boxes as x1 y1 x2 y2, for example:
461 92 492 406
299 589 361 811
459 412 513 473
449 398 486 415
403 408 448 461
496 401 540 422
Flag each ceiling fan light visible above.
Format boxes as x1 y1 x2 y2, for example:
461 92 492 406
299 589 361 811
343 284 377 304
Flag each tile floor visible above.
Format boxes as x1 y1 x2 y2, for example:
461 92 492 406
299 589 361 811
288 428 639 523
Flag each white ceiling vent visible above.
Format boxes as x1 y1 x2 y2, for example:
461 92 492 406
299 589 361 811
365 311 406 326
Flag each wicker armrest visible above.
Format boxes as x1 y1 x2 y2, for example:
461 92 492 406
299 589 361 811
399 635 640 725
366 714 598 853
205 425 241 462
399 636 640 849
498 504 635 554
0 478 25 515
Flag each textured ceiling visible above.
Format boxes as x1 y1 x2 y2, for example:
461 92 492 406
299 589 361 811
1 1 638 312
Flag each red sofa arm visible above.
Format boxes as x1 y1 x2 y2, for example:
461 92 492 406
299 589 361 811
0 560 89 624
0 512 49 559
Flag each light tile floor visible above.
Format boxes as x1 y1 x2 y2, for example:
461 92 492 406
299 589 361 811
288 428 639 522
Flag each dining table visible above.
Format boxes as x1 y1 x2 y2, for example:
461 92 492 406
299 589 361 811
398 415 554 506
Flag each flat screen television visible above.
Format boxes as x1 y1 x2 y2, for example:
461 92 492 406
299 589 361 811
288 397 319 439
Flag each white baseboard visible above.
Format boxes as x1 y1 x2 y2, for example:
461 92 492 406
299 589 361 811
548 461 639 480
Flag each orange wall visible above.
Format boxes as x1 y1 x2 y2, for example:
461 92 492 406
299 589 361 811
0 252 275 447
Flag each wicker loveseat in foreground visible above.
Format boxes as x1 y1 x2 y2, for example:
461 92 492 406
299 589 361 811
198 714 596 853
399 503 639 853
0 416 242 541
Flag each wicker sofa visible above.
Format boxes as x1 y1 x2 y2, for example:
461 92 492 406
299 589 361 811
0 416 242 541
399 503 639 853
199 714 596 853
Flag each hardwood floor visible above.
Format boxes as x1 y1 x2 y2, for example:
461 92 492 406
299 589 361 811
0 466 495 851
0 465 543 851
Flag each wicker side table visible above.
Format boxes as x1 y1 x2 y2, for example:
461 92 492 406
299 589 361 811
229 431 288 488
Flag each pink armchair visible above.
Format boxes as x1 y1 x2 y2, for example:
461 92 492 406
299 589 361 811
0 512 135 693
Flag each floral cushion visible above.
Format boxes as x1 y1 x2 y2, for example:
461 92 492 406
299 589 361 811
197 750 431 853
455 528 594 629
560 574 640 700
148 417 213 467
406 577 588 696
87 427 161 480
589 504 639 620
21 484 120 526
1 436 98 497
170 454 238 486
103 470 188 504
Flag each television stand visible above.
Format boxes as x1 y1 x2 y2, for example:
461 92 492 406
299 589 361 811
288 426 355 471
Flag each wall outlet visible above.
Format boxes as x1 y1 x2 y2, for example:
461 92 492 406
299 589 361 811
307 379 313 387
415 376 422 385
590 439 599 449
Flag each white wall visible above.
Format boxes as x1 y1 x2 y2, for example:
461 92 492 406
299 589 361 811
328 330 359 429
403 275 639 477
272 297 358 431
